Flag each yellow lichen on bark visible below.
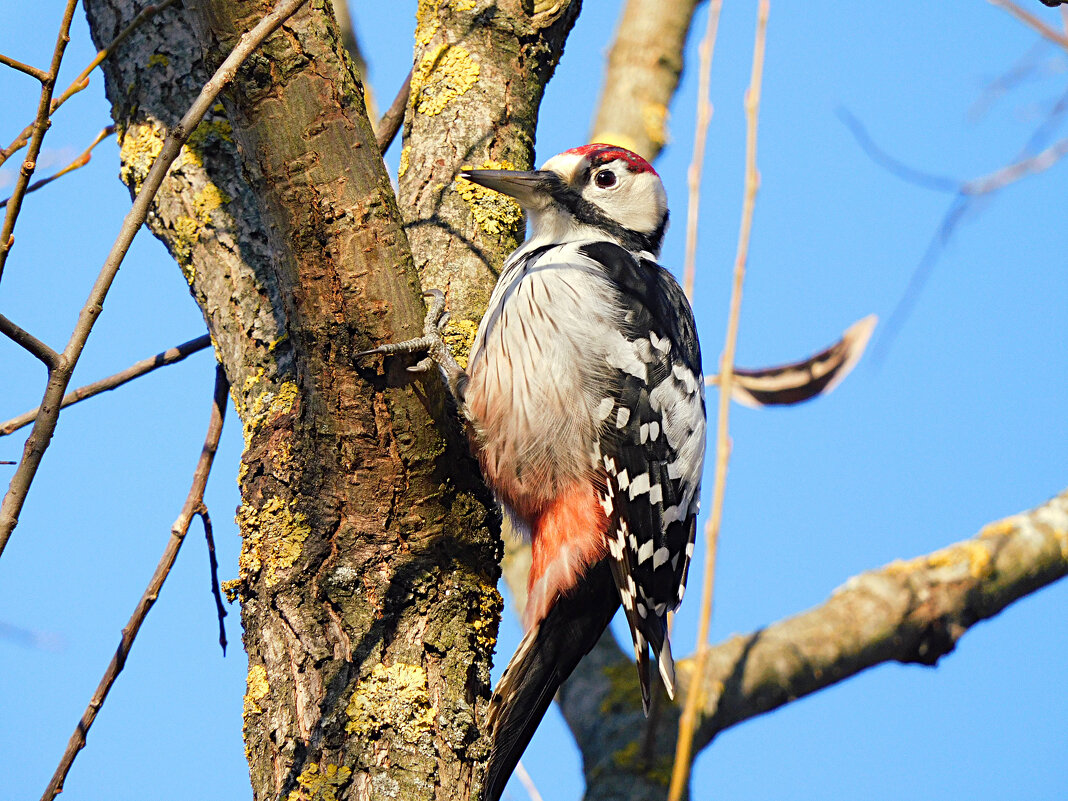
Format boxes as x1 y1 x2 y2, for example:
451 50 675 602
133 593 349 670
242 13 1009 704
244 664 269 716
287 764 352 801
345 663 437 743
454 160 523 237
642 102 669 149
442 318 479 369
171 183 233 283
411 43 480 116
237 496 311 587
242 380 299 445
118 122 165 193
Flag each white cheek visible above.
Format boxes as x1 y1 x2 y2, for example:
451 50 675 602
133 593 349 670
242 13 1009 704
591 174 667 234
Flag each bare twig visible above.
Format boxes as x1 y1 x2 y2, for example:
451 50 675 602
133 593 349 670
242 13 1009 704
0 334 211 437
0 312 61 369
0 0 80 284
682 0 722 301
0 0 310 562
199 504 228 655
0 53 51 83
513 760 545 801
989 0 1068 51
670 3 768 797
0 0 179 169
40 366 228 801
0 126 116 209
963 134 1068 194
376 68 412 153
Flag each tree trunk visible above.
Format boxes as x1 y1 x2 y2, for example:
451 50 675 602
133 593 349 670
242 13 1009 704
82 1 576 798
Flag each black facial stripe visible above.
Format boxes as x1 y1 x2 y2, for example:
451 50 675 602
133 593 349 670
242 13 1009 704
544 176 667 255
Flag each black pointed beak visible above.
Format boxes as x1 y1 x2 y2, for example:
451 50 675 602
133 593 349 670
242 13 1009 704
459 169 559 209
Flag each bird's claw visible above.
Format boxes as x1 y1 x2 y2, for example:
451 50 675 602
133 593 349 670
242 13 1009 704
356 290 467 403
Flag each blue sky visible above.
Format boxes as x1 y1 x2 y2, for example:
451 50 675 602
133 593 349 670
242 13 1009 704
2 2 1066 800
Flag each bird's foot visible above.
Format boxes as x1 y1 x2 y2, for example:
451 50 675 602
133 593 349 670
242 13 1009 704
357 290 467 399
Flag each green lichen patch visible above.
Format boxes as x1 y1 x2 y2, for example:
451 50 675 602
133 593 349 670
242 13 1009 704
148 53 170 68
454 159 523 238
237 496 311 587
411 43 480 116
345 663 437 744
610 740 674 787
287 763 352 801
181 117 234 169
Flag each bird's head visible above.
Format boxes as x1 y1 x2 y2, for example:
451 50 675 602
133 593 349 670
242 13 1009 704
460 144 669 257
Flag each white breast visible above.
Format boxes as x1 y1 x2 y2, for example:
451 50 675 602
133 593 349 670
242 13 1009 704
466 243 622 518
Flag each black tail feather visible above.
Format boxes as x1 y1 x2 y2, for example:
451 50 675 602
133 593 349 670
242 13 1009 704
481 559 620 801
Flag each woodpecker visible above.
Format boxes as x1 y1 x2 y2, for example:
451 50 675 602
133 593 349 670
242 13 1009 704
362 144 705 801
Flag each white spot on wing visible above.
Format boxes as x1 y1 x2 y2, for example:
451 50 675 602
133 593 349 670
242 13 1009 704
616 406 631 428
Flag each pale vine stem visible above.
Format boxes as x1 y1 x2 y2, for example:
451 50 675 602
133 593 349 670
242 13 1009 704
40 366 228 801
0 0 310 562
0 0 80 283
681 0 723 301
669 3 769 799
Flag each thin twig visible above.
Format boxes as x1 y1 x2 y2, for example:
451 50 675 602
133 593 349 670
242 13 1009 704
963 134 1068 194
40 366 228 801
376 68 412 153
0 312 61 369
0 0 179 170
989 0 1068 52
512 760 544 801
682 1 722 301
0 0 310 562
199 504 228 655
669 2 768 798
0 0 80 284
0 334 211 437
0 126 116 209
0 53 51 83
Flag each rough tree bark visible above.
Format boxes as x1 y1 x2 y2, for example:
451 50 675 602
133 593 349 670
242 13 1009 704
82 1 576 799
73 2 1068 800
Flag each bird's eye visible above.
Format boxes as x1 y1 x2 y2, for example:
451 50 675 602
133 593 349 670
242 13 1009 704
594 170 617 189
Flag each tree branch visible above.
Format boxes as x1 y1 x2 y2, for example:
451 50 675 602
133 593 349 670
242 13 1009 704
0 0 80 283
0 312 61 369
687 488 1068 748
671 3 768 795
0 0 309 562
0 53 51 83
0 334 211 437
590 0 703 161
0 0 179 169
0 126 116 209
989 0 1068 51
40 365 228 801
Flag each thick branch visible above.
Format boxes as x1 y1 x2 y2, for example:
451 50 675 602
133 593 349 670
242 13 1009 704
687 488 1068 747
590 0 702 162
